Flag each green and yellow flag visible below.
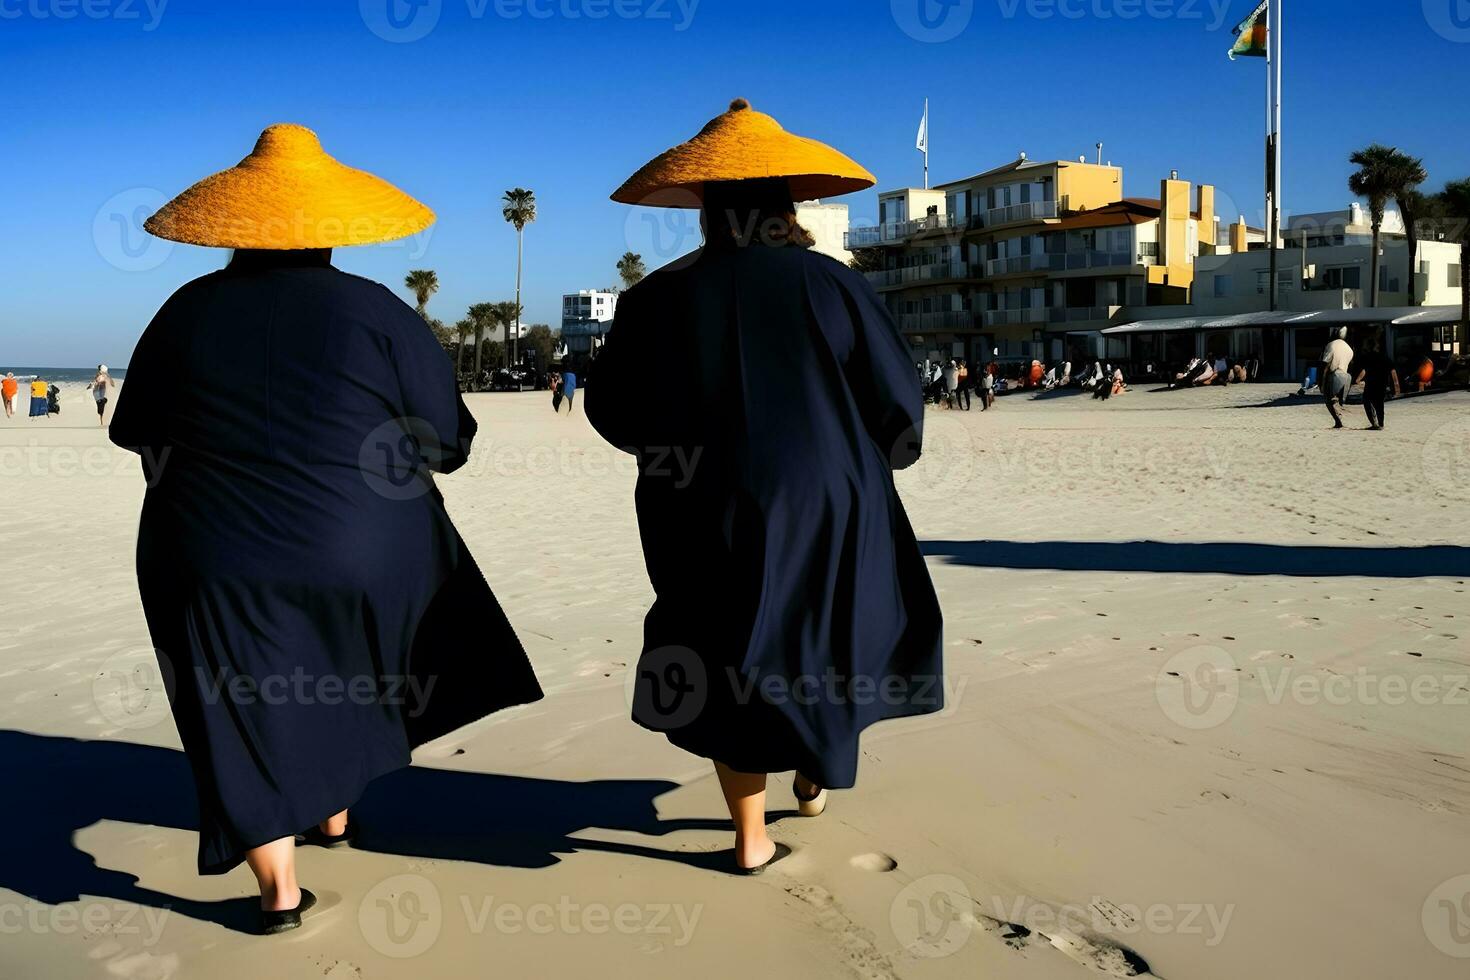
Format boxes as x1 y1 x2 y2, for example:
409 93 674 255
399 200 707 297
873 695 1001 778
1228 0 1269 59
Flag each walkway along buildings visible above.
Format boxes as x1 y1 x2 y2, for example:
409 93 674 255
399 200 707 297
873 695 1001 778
848 160 1464 381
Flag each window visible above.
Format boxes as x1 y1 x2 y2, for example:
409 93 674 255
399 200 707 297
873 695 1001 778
1323 266 1361 290
1213 275 1232 298
1450 264 1462 288
1380 266 1400 294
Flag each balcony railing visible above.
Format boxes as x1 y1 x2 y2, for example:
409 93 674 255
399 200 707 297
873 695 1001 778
845 212 958 249
897 310 974 332
972 198 1061 229
984 253 1051 276
1050 250 1143 271
980 307 1047 327
866 261 974 288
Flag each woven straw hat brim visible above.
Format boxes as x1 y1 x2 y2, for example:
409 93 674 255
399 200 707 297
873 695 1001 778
145 125 435 249
612 101 875 208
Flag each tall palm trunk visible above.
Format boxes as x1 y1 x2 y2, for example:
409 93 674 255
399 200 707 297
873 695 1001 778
473 325 486 389
513 229 523 381
1369 222 1382 307
456 334 467 377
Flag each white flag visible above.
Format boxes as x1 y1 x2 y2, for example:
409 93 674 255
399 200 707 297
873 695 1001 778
915 105 928 152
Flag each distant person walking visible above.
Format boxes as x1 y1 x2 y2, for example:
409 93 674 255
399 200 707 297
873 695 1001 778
2 372 17 418
941 359 959 409
560 363 578 413
88 364 116 427
1352 340 1400 430
980 361 996 409
1320 327 1354 429
28 377 48 419
954 359 971 410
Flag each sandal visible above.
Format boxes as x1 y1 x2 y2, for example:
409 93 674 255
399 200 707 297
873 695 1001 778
736 842 791 876
793 776 828 818
261 888 317 935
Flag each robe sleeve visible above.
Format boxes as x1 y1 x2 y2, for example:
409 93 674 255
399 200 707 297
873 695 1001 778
839 272 925 469
585 286 652 454
109 296 177 481
382 292 477 475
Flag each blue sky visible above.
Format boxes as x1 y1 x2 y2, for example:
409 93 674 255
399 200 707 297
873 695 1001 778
2 0 1467 366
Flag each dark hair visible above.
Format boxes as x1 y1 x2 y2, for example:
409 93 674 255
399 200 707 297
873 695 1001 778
701 178 815 251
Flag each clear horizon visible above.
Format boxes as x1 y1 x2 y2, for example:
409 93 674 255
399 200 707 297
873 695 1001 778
3 0 1467 365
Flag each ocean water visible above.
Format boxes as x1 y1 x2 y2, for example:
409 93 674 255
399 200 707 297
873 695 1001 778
1 367 127 383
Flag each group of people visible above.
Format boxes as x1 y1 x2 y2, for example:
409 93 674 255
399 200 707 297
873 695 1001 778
106 107 942 935
921 357 996 410
1 366 114 422
1318 326 1400 430
1167 353 1259 389
3 372 59 419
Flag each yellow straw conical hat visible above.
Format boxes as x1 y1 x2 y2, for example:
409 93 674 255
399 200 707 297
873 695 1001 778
145 124 435 249
611 99 875 208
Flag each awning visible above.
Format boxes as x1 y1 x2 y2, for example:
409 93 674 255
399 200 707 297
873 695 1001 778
1103 305 1462 335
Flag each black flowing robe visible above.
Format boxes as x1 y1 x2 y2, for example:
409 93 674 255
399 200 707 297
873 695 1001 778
110 259 542 874
586 245 943 788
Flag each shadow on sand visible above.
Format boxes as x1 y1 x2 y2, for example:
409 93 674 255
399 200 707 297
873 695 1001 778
920 540 1470 578
0 730 746 934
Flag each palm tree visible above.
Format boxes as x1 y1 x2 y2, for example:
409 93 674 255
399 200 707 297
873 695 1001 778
1349 144 1425 306
453 317 474 378
491 301 523 370
467 302 496 389
502 188 537 370
405 269 439 319
1439 179 1470 358
617 251 646 289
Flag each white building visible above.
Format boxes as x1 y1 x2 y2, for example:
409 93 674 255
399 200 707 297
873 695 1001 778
561 289 619 353
794 201 852 266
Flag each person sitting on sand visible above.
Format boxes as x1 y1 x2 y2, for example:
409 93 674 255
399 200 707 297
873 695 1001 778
2 372 17 418
109 124 542 935
589 99 943 876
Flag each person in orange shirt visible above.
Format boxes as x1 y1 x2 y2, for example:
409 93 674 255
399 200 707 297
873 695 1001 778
1 373 17 418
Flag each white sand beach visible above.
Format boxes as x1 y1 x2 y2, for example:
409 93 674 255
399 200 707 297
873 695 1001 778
2 382 1468 980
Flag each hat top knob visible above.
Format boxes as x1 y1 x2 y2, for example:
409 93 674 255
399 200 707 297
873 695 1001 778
728 98 751 112
253 124 323 159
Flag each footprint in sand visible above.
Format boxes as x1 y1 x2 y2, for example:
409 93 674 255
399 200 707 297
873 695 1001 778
849 852 898 872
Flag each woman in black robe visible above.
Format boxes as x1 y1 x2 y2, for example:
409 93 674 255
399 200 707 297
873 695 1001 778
110 125 541 932
589 101 943 874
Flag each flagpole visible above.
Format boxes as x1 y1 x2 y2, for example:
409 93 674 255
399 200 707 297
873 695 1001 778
1266 3 1278 312
923 98 930 190
1274 0 1284 300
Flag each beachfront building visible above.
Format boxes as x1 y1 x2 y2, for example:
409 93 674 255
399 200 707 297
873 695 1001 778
845 156 1218 365
1103 204 1465 380
795 200 853 266
561 289 618 353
